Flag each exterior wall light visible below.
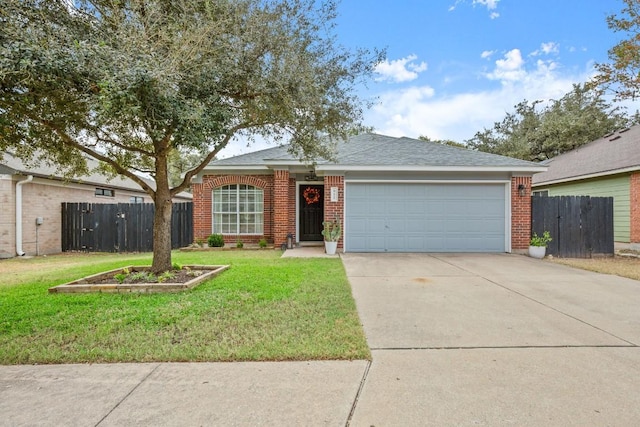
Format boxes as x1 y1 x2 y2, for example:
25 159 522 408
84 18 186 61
518 183 527 197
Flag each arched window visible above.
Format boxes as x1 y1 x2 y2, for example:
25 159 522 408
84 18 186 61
212 184 264 234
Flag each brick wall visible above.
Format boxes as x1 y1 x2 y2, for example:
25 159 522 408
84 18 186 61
273 170 290 247
324 176 345 248
192 174 274 245
631 172 640 244
0 176 15 257
1 177 152 256
511 176 532 250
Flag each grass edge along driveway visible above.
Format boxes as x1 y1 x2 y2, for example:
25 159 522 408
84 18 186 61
0 251 370 364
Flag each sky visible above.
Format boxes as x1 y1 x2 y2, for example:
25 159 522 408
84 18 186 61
219 0 637 157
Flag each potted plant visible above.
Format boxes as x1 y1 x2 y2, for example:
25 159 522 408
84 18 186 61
529 231 552 259
321 216 341 255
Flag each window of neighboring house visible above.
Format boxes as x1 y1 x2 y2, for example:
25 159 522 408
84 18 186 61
95 188 115 197
129 196 144 203
533 190 549 197
213 184 264 234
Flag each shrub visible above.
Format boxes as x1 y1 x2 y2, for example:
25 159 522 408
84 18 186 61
530 231 552 247
258 238 268 248
207 234 225 247
236 240 244 249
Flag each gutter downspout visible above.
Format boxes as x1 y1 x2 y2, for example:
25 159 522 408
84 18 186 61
15 175 33 256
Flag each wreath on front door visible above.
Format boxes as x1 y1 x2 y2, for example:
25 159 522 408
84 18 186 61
303 187 321 205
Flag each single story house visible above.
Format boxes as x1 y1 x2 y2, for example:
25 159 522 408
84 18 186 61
192 134 545 253
0 152 192 258
532 126 640 247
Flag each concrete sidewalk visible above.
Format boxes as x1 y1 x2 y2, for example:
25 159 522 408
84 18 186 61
2 253 640 426
0 361 368 426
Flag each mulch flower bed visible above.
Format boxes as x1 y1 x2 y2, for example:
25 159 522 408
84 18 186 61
48 265 229 294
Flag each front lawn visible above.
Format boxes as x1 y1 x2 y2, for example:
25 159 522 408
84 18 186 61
0 251 370 364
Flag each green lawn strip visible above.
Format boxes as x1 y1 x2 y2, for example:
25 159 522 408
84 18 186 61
0 251 370 364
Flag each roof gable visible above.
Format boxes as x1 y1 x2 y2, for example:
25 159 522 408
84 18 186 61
532 126 640 185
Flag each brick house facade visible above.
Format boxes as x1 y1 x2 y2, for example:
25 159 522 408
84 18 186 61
193 134 545 252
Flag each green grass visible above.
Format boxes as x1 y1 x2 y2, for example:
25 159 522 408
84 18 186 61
0 251 370 364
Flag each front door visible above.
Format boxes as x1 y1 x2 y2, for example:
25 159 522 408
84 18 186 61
300 185 324 241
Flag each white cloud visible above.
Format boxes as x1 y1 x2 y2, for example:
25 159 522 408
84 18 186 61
366 53 592 143
486 49 526 82
531 42 560 56
473 0 499 9
481 50 495 59
450 0 499 18
374 55 428 83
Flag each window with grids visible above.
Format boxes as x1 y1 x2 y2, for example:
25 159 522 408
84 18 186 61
213 184 264 234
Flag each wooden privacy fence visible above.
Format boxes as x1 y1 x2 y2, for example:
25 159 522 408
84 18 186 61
62 202 193 253
531 196 614 258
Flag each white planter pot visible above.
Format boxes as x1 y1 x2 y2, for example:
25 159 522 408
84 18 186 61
324 241 338 255
528 245 546 259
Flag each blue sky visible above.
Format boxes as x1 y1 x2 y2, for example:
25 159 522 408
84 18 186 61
221 0 636 157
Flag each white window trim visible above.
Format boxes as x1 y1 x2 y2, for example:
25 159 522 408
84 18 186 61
212 184 264 235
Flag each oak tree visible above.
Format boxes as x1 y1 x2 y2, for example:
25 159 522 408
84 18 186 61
0 0 382 272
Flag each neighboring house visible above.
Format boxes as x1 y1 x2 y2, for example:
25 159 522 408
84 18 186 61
0 152 192 258
192 134 545 253
532 126 640 246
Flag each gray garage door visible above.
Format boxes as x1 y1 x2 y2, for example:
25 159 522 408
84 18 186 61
345 183 506 252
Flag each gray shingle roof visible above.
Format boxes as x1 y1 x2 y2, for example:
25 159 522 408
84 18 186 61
532 126 640 185
0 152 192 199
208 133 540 169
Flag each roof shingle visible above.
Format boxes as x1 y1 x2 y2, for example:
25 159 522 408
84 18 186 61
532 126 640 185
209 133 540 169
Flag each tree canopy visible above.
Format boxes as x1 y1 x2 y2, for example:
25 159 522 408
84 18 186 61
591 0 640 99
465 84 632 161
0 0 382 271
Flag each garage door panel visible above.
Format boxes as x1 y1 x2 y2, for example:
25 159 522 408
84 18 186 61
345 183 506 253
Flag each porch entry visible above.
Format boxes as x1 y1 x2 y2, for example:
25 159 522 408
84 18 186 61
299 184 324 241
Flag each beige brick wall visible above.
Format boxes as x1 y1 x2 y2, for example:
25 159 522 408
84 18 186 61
0 176 16 258
1 176 156 256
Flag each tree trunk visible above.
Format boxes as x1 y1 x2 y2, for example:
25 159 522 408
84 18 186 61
151 194 173 273
151 160 174 273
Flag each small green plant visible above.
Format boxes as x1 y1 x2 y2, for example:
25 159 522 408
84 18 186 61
130 271 156 282
114 273 127 284
321 216 342 242
258 238 268 248
236 240 244 249
195 238 205 246
172 262 182 271
530 231 552 247
157 271 176 283
207 233 225 247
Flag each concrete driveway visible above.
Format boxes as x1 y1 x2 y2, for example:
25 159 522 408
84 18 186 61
343 253 640 426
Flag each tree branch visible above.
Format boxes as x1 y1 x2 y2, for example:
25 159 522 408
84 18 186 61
35 118 156 198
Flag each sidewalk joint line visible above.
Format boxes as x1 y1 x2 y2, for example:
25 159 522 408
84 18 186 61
345 360 372 427
94 363 161 427
371 344 638 351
